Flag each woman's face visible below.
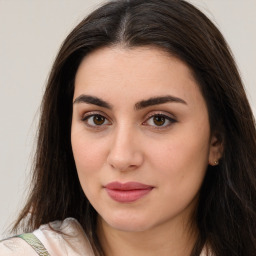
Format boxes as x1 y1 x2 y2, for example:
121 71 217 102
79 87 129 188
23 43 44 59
71 46 221 232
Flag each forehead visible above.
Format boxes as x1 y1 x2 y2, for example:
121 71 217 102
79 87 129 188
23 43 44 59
74 46 201 105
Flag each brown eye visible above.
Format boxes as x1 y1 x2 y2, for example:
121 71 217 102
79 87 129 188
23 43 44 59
83 114 110 127
153 115 166 126
144 114 176 128
93 115 105 125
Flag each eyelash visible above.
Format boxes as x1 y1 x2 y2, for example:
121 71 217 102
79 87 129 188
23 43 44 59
143 113 177 129
81 112 177 130
82 112 111 129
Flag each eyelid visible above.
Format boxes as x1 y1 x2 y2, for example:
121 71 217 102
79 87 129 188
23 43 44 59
144 111 177 121
81 111 112 129
80 110 176 130
142 111 177 129
81 110 110 121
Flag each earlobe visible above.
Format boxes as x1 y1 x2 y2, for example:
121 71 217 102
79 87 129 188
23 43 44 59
208 134 224 166
213 160 219 166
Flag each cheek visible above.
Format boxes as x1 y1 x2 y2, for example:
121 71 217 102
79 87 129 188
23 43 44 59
72 140 103 169
148 135 209 172
71 129 108 192
145 128 210 196
147 140 208 219
71 135 106 204
71 125 107 167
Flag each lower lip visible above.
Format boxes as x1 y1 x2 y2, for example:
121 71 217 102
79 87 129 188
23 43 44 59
105 188 153 203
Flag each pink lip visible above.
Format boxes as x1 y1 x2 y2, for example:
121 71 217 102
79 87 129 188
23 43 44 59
104 182 153 203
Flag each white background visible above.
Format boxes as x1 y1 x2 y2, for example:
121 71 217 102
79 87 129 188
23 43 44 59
0 0 255 236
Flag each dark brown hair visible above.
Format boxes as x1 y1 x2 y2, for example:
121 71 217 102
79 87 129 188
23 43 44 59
13 0 256 255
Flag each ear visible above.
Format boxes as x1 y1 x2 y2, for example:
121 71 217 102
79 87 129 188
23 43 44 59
208 132 223 166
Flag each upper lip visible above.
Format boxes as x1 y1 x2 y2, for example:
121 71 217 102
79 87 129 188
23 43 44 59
105 181 153 190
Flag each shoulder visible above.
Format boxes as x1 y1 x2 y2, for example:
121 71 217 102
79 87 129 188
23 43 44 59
0 218 94 256
36 217 94 255
0 237 37 255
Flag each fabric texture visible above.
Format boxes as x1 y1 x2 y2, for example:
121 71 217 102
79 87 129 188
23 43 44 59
0 218 94 256
0 218 210 255
17 233 50 256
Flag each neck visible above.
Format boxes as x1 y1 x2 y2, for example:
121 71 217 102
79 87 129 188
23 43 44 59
97 216 198 256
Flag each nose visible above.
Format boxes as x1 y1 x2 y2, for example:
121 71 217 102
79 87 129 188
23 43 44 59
107 125 144 171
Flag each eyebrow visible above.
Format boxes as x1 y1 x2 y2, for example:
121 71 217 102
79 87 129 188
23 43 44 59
73 95 112 109
73 94 187 110
134 95 187 110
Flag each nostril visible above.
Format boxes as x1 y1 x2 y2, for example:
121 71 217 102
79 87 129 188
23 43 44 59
107 150 144 171
107 131 144 171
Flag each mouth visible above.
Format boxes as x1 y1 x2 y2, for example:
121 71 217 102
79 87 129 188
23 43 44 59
104 182 154 203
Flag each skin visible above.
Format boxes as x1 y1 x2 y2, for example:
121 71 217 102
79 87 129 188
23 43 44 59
71 46 222 256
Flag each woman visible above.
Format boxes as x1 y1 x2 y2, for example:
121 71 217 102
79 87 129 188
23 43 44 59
1 0 255 255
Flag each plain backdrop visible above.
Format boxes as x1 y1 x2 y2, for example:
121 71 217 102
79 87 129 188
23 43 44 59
0 0 255 236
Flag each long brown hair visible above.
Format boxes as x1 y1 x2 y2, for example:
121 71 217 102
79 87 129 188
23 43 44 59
13 0 256 255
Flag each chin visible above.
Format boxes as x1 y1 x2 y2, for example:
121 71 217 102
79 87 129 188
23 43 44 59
101 213 155 233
